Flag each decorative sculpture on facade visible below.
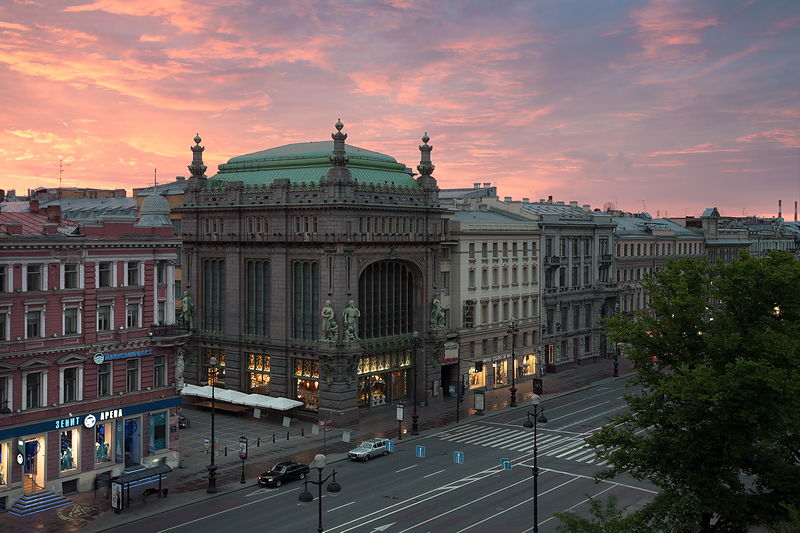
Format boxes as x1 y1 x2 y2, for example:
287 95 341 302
320 300 339 342
342 300 361 342
321 356 335 385
180 290 194 330
430 294 446 330
175 345 186 391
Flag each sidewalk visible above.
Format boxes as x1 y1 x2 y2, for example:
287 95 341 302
0 357 635 533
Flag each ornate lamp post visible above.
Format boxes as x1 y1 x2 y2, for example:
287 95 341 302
298 454 342 533
507 318 519 407
411 332 423 435
613 342 619 377
522 394 548 533
207 356 220 494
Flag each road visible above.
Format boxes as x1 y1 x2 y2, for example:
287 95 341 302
106 378 655 533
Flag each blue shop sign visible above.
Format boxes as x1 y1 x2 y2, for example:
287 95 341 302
54 416 83 430
93 349 153 365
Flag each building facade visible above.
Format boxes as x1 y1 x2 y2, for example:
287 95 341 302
179 124 448 424
0 196 185 509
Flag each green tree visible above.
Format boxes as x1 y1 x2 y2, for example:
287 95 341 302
583 252 800 532
555 494 637 532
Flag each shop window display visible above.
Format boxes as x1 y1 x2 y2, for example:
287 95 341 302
493 360 508 387
521 354 537 375
96 424 112 464
356 353 412 409
60 430 77 472
247 353 271 395
294 358 319 411
469 366 485 389
149 411 167 453
0 442 6 485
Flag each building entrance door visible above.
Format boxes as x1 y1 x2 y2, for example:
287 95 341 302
23 438 44 494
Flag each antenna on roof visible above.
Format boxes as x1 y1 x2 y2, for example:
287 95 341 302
58 159 70 188
154 168 158 189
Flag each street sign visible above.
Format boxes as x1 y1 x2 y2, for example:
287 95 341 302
474 390 485 414
501 458 512 470
386 440 395 452
396 404 404 422
342 431 351 443
453 451 464 464
416 445 426 458
239 436 248 459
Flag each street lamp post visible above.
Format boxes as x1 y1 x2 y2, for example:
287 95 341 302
207 356 219 494
507 318 519 407
522 394 548 533
613 343 619 377
298 454 342 533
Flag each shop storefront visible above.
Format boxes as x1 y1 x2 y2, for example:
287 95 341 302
468 364 485 389
246 353 270 395
293 358 319 411
0 442 7 487
492 360 508 388
357 352 412 409
521 353 538 376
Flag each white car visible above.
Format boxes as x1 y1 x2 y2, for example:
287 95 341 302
347 438 390 461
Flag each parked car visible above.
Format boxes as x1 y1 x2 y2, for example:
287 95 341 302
258 461 310 487
347 438 390 461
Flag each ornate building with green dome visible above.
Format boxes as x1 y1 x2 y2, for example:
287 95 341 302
178 122 448 424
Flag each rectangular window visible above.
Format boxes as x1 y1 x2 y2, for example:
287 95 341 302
468 269 475 289
0 311 8 341
98 262 112 287
97 304 112 331
481 243 488 257
127 261 140 286
492 243 498 258
149 411 167 453
25 310 42 338
153 355 166 388
202 259 225 332
0 375 9 412
64 264 78 289
156 261 166 284
573 306 580 330
292 261 319 340
26 264 42 291
98 363 111 397
246 260 270 337
157 301 165 324
126 359 139 392
0 265 6 292
25 372 42 409
512 242 518 256
585 304 592 329
126 302 140 328
247 353 271 395
64 307 78 335
63 367 78 403
468 243 475 259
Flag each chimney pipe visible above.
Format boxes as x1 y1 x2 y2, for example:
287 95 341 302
29 199 39 214
795 201 797 222
547 195 553 203
473 183 481 189
778 199 782 219
483 182 490 188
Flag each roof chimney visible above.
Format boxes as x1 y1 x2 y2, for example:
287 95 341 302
46 204 61 223
778 199 782 219
569 201 578 207
29 199 39 214
473 183 481 189
522 198 529 203
483 182 490 188
795 201 797 222
6 222 22 235
504 196 512 202
547 195 553 203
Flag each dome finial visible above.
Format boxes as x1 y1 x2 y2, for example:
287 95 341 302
422 131 430 144
194 133 201 145
335 118 344 132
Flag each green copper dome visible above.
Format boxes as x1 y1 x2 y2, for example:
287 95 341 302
211 141 418 188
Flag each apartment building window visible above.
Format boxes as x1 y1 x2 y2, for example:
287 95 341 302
584 239 592 256
502 242 508 257
126 359 140 392
573 306 580 330
0 375 9 412
293 261 320 340
157 301 165 324
98 262 112 287
202 258 225 332
503 301 509 321
97 363 111 397
156 261 166 284
481 269 488 288
523 242 528 255
501 267 508 286
572 239 579 256
512 242 518 256
481 303 489 325
522 265 529 284
583 265 590 285
25 309 43 338
126 302 141 328
559 268 566 287
512 266 518 284
127 261 141 286
492 243 498 258
0 310 8 341
246 260 270 337
559 239 567 257
64 263 79 289
468 243 475 259
468 269 476 289
585 304 592 328
584 335 591 353
24 371 43 409
492 302 499 323
64 307 79 335
61 367 80 403
623 244 628 257
153 355 166 388
97 304 112 331
26 264 42 291
600 238 608 255
572 266 579 287
0 265 7 292
481 243 488 257
492 268 499 286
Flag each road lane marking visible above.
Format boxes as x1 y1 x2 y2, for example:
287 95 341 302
517 465 658 494
328 501 355 512
158 486 301 532
423 469 445 478
535 485 616 530
395 464 418 473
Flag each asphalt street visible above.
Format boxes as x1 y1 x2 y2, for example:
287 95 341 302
102 378 655 533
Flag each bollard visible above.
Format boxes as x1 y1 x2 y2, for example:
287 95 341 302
272 434 275 443
301 427 304 437
224 446 228 456
257 437 260 447
286 431 289 440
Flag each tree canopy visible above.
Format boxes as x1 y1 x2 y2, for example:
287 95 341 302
582 251 800 532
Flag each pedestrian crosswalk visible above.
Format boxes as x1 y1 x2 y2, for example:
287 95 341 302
433 423 608 465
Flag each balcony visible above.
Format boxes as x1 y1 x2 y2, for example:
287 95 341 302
544 256 561 266
600 254 613 263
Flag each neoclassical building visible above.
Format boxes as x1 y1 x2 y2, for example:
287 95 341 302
179 123 447 424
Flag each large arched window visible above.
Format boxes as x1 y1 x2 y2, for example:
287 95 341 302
358 261 414 339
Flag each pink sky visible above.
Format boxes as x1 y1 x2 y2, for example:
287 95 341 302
1 0 798 218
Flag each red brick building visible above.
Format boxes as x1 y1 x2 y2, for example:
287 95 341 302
0 196 186 511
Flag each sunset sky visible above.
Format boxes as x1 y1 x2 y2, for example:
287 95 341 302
1 0 798 218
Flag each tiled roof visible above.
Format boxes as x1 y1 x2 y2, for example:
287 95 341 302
0 212 76 236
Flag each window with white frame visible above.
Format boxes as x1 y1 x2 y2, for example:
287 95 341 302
63 263 79 289
153 355 166 388
98 262 113 287
25 309 44 338
0 309 8 341
0 375 10 412
25 264 43 291
157 301 165 324
126 261 141 286
156 261 166 284
63 306 80 335
23 371 45 409
126 302 141 328
97 302 113 331
0 265 8 292
97 362 112 397
60 366 82 403
126 359 140 392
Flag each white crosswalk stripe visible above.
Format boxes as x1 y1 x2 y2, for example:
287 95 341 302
433 424 607 464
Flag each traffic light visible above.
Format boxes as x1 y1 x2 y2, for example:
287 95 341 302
475 361 483 372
